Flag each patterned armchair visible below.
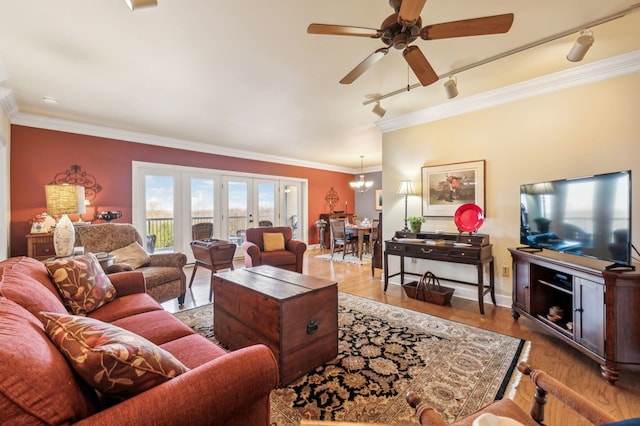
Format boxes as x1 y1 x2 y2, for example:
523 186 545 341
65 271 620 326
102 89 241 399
75 223 187 306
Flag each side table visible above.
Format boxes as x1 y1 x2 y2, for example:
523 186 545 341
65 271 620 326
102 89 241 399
26 233 55 260
189 239 236 301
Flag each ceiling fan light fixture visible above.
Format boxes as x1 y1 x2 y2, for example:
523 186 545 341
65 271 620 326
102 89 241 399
124 0 157 11
372 101 386 118
567 30 594 62
444 77 458 99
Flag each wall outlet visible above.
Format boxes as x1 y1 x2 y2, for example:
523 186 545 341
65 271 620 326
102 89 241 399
501 266 510 277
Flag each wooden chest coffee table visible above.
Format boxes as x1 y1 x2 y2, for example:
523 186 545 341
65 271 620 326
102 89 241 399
212 265 338 386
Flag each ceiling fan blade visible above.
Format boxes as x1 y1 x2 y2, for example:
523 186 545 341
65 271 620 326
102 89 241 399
340 48 389 84
420 13 514 40
398 0 427 26
402 46 438 86
307 23 380 38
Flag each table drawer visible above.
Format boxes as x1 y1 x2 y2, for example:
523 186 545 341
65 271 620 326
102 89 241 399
386 242 407 252
34 242 55 258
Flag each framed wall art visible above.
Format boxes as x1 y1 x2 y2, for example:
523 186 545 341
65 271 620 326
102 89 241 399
374 189 383 211
421 160 485 217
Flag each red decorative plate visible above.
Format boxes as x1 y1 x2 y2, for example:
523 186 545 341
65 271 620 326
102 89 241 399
454 204 484 233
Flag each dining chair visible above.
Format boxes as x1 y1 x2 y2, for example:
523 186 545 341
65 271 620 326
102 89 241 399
329 219 358 259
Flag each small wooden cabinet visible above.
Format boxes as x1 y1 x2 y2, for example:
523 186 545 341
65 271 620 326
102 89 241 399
26 233 55 260
509 248 640 384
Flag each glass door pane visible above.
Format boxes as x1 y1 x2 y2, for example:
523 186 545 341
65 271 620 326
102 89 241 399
225 178 251 248
190 177 215 237
256 181 276 227
145 174 175 253
283 184 300 239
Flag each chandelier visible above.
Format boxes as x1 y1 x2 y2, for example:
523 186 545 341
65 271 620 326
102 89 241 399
350 156 373 193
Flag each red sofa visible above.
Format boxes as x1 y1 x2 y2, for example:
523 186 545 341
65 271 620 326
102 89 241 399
0 256 278 425
242 226 307 273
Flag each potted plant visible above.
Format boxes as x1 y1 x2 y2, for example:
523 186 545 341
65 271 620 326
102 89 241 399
407 216 425 233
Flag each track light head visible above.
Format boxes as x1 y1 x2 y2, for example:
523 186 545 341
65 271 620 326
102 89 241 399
567 30 594 62
372 101 386 118
444 77 458 99
124 0 157 11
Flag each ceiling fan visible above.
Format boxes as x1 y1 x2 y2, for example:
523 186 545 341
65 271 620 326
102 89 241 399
307 0 514 87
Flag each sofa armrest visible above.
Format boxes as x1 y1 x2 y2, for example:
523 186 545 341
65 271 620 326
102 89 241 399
108 271 147 296
148 252 187 269
76 344 279 426
286 239 307 256
287 239 307 273
242 241 261 268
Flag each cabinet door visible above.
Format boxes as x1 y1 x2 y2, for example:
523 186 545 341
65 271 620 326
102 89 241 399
574 277 605 357
512 258 531 312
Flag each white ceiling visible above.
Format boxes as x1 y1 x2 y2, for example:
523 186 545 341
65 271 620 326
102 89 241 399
0 0 639 172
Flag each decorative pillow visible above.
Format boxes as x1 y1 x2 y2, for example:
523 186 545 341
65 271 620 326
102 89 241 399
263 232 285 252
40 312 189 399
45 253 116 316
109 242 150 269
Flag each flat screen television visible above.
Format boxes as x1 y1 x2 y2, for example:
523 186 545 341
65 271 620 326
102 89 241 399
520 170 632 269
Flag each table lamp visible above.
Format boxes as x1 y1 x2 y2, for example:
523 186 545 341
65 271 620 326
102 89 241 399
396 179 416 232
45 184 85 257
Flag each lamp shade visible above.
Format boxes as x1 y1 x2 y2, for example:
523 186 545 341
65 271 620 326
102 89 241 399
45 185 86 215
396 180 416 196
45 185 85 257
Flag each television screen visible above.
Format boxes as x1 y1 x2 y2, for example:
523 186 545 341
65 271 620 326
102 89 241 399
520 170 632 267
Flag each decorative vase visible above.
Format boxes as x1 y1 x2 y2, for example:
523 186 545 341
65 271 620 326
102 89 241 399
409 221 422 233
53 214 75 257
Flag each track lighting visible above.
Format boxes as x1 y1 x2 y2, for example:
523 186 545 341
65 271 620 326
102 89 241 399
372 101 386 118
124 0 157 11
444 77 458 99
567 30 594 62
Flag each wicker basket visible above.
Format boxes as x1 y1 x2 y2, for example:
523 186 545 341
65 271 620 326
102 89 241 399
402 271 454 305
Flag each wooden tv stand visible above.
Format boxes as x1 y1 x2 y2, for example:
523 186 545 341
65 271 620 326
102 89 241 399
509 248 640 384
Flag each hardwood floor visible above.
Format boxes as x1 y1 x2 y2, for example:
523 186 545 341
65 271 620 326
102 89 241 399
163 248 640 425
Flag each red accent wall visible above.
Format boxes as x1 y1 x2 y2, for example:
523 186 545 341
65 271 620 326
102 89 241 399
10 125 354 256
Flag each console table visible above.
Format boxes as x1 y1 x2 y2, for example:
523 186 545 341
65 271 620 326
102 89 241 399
384 231 495 314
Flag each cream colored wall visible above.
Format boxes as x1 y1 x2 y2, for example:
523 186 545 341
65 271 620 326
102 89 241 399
382 72 640 306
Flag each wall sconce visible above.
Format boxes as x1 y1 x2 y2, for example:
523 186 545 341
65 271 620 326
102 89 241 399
124 0 157 11
567 30 594 62
444 77 459 99
372 101 386 118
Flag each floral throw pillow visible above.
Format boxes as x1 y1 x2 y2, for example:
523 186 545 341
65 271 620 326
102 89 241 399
45 253 116 315
40 312 189 399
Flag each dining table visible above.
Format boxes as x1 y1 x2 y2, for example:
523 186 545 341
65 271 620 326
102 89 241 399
345 223 372 260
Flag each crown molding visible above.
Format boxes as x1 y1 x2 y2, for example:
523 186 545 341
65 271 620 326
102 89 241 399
8 111 355 174
376 50 640 134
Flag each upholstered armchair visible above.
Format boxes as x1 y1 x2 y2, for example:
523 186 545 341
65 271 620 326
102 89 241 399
75 223 187 306
241 226 306 273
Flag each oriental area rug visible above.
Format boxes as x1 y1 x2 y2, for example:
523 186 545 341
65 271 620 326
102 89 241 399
174 292 528 425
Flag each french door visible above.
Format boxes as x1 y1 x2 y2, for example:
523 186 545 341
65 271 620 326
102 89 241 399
132 162 306 261
223 177 279 255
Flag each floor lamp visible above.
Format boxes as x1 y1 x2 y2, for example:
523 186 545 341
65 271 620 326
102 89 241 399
396 179 416 232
